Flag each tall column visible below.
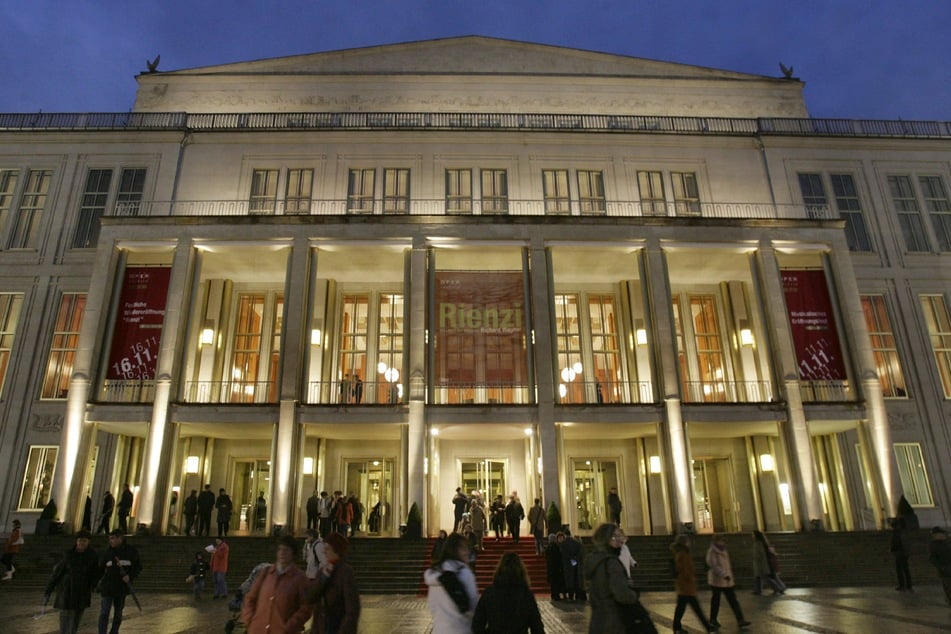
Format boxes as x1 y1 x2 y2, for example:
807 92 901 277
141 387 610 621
643 241 694 530
54 247 123 525
753 241 824 529
407 241 428 531
527 243 560 507
137 242 195 531
824 246 901 522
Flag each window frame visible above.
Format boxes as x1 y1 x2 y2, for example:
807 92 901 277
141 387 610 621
830 173 873 252
445 168 472 214
17 445 58 511
0 293 24 397
577 170 606 215
249 168 279 214
542 169 571 214
893 442 934 507
284 168 314 214
637 170 666 216
7 168 52 249
860 295 906 398
888 175 931 252
919 294 951 398
382 168 410 214
480 169 508 214
347 168 376 214
41 293 86 399
671 171 701 215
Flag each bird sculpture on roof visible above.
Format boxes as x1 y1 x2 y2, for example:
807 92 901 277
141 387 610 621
779 62 795 79
146 55 161 73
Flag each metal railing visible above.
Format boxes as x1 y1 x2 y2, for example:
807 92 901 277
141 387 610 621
305 380 403 405
799 380 853 402
183 380 277 404
430 383 533 405
100 379 156 403
108 198 835 221
682 380 774 403
557 380 654 405
2 111 948 139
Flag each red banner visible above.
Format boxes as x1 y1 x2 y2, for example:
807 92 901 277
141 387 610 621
781 269 847 381
434 271 526 385
106 266 171 380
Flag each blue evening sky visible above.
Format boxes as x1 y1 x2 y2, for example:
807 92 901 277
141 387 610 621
1 0 948 120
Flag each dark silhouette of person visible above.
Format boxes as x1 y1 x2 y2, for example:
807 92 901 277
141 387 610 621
607 487 622 525
97 492 114 534
197 484 216 536
452 488 468 532
183 489 198 536
352 373 364 403
306 490 320 531
255 491 267 532
216 488 234 537
116 485 134 535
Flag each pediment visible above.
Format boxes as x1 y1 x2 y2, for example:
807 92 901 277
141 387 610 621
162 36 765 81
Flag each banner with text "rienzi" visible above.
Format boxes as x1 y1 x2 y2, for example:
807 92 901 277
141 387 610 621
781 269 847 381
106 266 171 380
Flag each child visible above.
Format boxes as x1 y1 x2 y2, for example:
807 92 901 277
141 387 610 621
188 551 209 599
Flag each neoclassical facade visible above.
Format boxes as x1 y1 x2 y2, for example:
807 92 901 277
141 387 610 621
1 37 949 537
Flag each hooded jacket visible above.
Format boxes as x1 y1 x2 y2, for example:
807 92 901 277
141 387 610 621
671 542 698 596
706 542 735 588
582 546 640 634
423 559 478 634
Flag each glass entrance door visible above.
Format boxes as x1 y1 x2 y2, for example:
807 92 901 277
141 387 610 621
345 459 394 536
692 458 738 534
232 459 270 533
572 459 619 533
460 459 506 500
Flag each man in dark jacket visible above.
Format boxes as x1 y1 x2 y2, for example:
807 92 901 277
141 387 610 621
504 495 525 544
306 490 320 531
216 488 234 537
116 485 134 535
97 492 115 534
45 529 101 634
197 484 216 537
98 529 142 634
183 489 198 536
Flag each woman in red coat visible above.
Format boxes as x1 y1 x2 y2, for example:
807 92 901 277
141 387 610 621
241 535 312 633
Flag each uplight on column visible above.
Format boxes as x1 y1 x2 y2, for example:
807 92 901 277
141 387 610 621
185 455 200 474
649 455 662 474
759 453 775 472
302 457 314 475
199 322 215 346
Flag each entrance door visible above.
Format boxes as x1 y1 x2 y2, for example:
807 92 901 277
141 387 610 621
232 459 270 533
345 459 394 536
572 459 619 533
692 458 738 534
460 459 506 500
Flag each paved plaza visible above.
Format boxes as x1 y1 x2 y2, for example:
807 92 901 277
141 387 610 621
1 585 949 633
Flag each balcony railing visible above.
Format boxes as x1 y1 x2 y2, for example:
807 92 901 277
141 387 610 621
557 380 654 405
1 111 948 139
682 380 774 403
183 380 277 404
430 383 533 405
108 198 835 221
799 380 853 402
100 379 156 403
306 380 403 405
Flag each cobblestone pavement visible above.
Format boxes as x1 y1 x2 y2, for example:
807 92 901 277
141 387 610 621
1 585 949 633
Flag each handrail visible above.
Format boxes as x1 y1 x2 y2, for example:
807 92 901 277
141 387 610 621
0 111 948 139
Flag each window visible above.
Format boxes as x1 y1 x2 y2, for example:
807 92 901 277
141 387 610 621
73 169 111 248
230 293 282 403
919 176 951 252
831 174 872 251
339 294 369 403
888 175 929 252
378 294 404 403
588 295 620 403
637 171 665 215
383 168 410 214
920 294 951 397
893 443 934 506
8 169 51 248
0 169 20 239
249 169 279 214
347 169 375 213
673 295 727 402
0 293 24 396
17 446 58 510
481 169 508 213
41 293 86 399
542 169 570 213
797 173 827 216
578 170 606 214
114 168 145 216
671 172 700 215
445 169 472 213
284 168 313 214
860 295 906 397
554 294 582 402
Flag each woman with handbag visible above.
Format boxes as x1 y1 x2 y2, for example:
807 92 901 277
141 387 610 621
583 523 656 634
1 519 22 580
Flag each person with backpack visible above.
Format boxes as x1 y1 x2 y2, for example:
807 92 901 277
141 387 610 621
751 530 785 595
671 535 715 634
304 532 360 634
424 532 478 633
304 530 326 580
472 552 544 633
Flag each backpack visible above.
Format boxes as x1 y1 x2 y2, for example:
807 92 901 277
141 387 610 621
438 568 470 613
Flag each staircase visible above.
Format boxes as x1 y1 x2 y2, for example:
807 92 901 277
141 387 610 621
2 530 934 596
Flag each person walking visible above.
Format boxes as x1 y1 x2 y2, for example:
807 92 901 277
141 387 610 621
469 500 486 552
583 523 648 634
183 490 198 536
545 534 565 601
211 537 229 599
505 495 525 544
305 532 361 633
304 530 327 579
306 490 321 531
528 498 547 555
116 485 133 535
241 535 313 634
188 551 209 600
197 484 215 537
928 526 951 605
671 535 715 634
490 495 506 542
560 531 584 601
452 488 468 533
890 517 913 591
98 529 142 634
1 519 23 580
472 552 544 633
705 534 751 630
97 492 115 535
424 532 478 634
606 487 622 526
44 529 101 634
255 491 268 532
335 495 353 536
216 488 234 537
318 491 333 537
751 530 785 595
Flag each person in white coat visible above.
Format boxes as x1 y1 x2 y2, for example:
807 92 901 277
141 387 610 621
424 532 479 634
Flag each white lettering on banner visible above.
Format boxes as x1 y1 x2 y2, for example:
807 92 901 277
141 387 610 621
438 303 522 331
